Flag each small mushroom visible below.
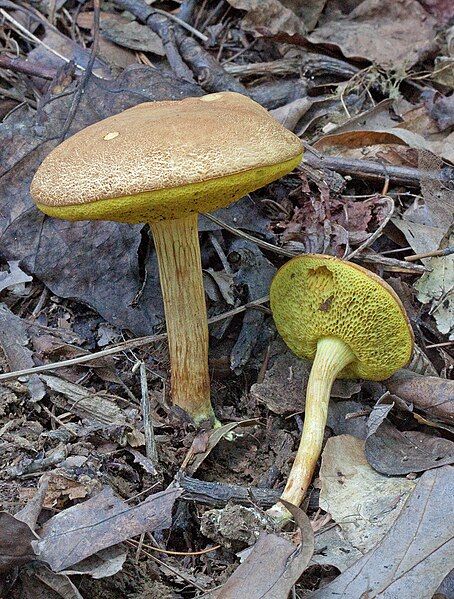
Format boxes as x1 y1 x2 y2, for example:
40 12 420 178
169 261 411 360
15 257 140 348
268 254 414 522
31 92 302 426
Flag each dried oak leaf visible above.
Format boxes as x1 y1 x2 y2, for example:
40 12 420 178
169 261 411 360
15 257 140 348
319 435 416 554
214 504 314 598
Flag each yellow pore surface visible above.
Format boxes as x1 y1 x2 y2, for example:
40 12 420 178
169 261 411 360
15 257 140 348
270 254 414 381
31 92 303 223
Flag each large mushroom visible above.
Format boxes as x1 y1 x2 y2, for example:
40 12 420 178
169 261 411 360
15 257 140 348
31 92 303 426
268 254 414 522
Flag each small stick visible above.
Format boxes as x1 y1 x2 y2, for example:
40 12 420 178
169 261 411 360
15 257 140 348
58 0 100 142
152 7 208 42
405 246 454 262
127 537 220 556
138 361 158 465
425 341 454 349
134 532 146 564
0 55 57 79
304 153 453 188
40 404 78 437
177 472 280 508
137 549 208 593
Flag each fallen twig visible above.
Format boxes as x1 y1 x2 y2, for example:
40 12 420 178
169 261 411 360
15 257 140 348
111 0 247 94
177 472 280 508
57 0 100 142
0 55 56 79
304 153 454 188
0 8 87 73
138 361 158 465
405 246 454 262
224 55 358 79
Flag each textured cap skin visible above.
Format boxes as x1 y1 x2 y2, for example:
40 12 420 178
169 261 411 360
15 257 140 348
31 92 303 222
270 254 414 381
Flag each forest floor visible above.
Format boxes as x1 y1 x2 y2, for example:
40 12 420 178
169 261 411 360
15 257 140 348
0 1 453 598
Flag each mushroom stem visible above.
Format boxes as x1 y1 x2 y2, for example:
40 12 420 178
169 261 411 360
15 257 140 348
268 337 355 522
150 214 214 425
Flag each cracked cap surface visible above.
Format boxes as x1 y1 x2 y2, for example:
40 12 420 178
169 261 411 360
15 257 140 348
270 254 414 380
31 92 303 223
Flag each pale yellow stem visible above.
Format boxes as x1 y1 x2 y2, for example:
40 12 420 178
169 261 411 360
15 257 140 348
150 214 214 425
268 337 355 523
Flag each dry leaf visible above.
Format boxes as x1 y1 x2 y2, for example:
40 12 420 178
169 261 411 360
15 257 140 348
184 419 258 475
101 15 165 55
0 260 32 294
415 231 454 339
0 304 45 402
308 0 437 69
0 512 36 573
311 466 454 598
319 435 415 553
385 370 454 424
365 421 454 474
227 0 307 37
214 504 314 598
34 486 181 571
22 565 84 599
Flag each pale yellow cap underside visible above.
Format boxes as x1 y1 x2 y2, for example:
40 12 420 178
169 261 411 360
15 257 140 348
31 92 303 220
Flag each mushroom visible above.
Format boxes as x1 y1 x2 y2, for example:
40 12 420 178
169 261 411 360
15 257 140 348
30 92 303 426
268 254 414 522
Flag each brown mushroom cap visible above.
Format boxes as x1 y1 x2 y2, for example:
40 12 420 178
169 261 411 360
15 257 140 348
270 254 414 381
31 92 303 223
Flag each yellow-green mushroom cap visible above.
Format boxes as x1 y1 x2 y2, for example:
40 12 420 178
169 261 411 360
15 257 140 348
270 254 414 381
30 92 303 223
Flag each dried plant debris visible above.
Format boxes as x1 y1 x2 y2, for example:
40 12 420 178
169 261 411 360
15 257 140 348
386 370 454 424
0 261 32 294
308 0 438 68
0 304 45 402
34 486 181 572
226 0 308 38
312 465 454 599
319 435 416 554
365 419 454 475
213 505 314 598
415 230 454 340
0 512 36 574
